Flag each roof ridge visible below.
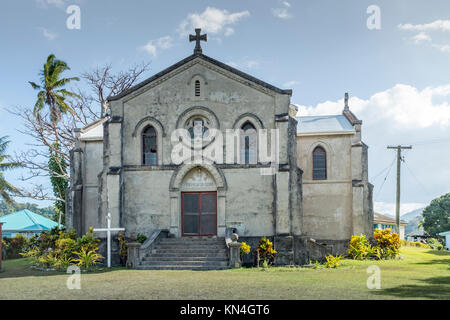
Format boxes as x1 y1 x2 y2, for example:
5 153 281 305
23 209 44 231
107 53 292 101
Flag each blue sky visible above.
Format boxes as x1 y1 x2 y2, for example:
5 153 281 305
0 0 449 214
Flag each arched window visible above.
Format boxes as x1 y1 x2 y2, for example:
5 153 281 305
142 126 157 165
241 122 257 165
195 80 201 97
313 146 327 180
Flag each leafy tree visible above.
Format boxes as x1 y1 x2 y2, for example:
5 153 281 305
0 136 21 203
422 193 450 237
0 200 55 220
49 144 68 225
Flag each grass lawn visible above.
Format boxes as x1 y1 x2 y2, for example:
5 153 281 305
0 246 449 300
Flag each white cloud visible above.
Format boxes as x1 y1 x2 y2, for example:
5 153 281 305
178 7 250 38
272 1 292 19
36 0 66 8
296 84 450 128
140 36 173 57
38 27 58 40
374 202 426 216
283 80 300 87
226 59 260 70
398 20 450 32
398 20 450 53
295 84 450 207
412 32 431 44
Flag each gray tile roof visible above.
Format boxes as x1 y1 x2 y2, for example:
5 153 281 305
296 115 355 134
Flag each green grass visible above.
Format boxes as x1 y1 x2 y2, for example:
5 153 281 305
0 246 449 300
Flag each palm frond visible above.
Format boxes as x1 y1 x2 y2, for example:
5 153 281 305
29 81 41 90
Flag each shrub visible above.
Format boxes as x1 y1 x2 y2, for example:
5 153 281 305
428 238 444 250
240 242 251 257
118 233 127 266
400 240 430 249
373 228 400 259
76 227 100 252
257 237 277 266
325 255 344 268
3 234 28 259
348 229 401 260
136 233 147 244
348 235 372 260
72 247 104 270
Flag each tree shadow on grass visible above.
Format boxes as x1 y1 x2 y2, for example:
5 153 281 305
372 276 450 300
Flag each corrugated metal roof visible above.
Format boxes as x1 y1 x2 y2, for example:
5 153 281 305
373 212 408 225
296 115 355 134
0 209 59 232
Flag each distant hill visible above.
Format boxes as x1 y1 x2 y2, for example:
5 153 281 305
382 208 425 235
0 201 56 221
403 208 425 235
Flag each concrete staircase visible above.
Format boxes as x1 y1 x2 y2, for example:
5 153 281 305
136 237 229 270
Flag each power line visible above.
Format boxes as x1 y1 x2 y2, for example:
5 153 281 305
370 157 396 183
375 156 396 201
403 160 431 196
408 138 450 147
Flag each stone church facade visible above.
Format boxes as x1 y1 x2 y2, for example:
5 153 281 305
66 31 373 267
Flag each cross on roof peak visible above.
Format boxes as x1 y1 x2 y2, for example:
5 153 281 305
189 28 207 54
344 92 350 111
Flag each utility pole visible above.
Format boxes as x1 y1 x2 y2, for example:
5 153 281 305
387 145 412 235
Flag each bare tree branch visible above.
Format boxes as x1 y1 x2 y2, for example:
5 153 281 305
9 62 150 203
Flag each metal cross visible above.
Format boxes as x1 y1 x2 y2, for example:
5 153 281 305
189 28 207 54
94 213 125 268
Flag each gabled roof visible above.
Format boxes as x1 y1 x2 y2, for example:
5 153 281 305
79 117 106 141
0 209 59 232
296 115 355 135
107 53 292 101
374 212 408 226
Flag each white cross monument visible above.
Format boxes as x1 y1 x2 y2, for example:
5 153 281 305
94 213 125 268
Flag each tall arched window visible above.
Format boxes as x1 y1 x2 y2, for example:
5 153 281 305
142 126 157 165
241 122 257 165
313 146 327 180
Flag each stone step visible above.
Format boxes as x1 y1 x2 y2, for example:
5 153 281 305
142 260 229 266
154 245 226 250
151 249 228 254
135 265 229 271
143 255 227 261
158 239 225 244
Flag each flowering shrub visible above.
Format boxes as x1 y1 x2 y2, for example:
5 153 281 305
20 227 103 271
325 255 344 268
118 233 127 265
348 229 401 260
373 228 400 259
348 235 372 260
240 242 251 257
2 234 28 259
257 237 277 266
400 240 430 248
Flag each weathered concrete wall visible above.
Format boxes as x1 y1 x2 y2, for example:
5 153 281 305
297 133 354 240
99 58 299 239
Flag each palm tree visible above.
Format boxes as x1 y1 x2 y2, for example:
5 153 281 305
29 54 80 126
0 136 21 203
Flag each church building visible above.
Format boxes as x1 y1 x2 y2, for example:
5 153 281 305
66 29 373 268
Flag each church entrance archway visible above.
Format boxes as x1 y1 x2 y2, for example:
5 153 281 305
180 167 218 237
181 192 217 236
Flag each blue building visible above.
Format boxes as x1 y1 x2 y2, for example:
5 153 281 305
0 209 59 238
